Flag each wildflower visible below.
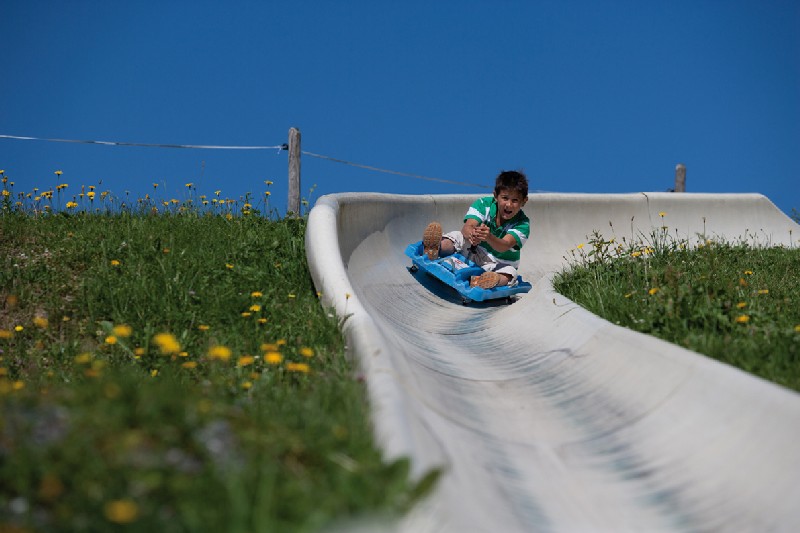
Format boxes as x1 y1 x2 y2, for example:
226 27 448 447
225 263 234 270
185 182 193 188
251 291 263 298
55 170 63 176
152 183 158 189
75 353 92 364
623 293 632 298
794 325 800 333
648 287 660 295
12 381 25 391
110 259 121 267
150 369 159 377
162 248 170 254
277 339 287 346
241 312 252 317
288 293 296 299
631 251 642 257
237 355 255 367
241 381 253 390
226 213 233 221
33 316 49 329
198 324 210 331
105 335 118 345
66 201 78 209
215 190 222 196
659 211 666 217
14 325 23 332
104 499 139 524
0 329 13 340
257 318 267 324
757 289 769 295
736 302 747 309
265 191 271 197
299 347 314 358
134 347 145 357
181 361 198 369
261 343 279 352
112 324 132 337
87 191 96 200
208 345 232 362
744 270 753 275
286 362 310 374
576 243 585 249
265 180 273 186
153 333 181 355
249 304 261 312
178 351 189 357
735 315 750 324
739 278 747 286
265 352 283 365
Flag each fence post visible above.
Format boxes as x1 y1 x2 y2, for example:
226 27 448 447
674 163 686 192
287 127 301 215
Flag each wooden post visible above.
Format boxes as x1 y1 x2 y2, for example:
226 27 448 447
287 127 301 215
674 163 686 192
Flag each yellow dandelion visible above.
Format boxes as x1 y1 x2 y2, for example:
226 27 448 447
150 369 159 377
624 293 632 298
162 248 170 254
105 335 118 345
265 352 283 365
87 191 96 200
225 263 234 270
185 182 193 188
260 343 279 352
208 345 232 362
576 243 585 249
134 347 145 357
181 361 198 369
55 170 63 176
33 316 49 329
288 293 296 299
659 211 666 217
251 291 263 298
736 302 747 309
739 278 748 286
257 318 268 324
631 251 642 257
286 362 310 374
112 324 133 337
178 351 189 357
104 499 139 524
14 325 23 332
0 329 13 339
12 381 25 391
66 201 78 209
757 289 769 295
648 287 660 295
198 324 210 331
238 355 255 367
277 339 287 346
110 259 121 267
241 381 253 390
735 315 750 324
241 311 252 317
794 325 800 333
249 304 261 312
152 332 181 355
744 270 753 275
75 353 92 364
299 347 314 358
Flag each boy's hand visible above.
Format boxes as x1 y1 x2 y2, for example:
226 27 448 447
468 224 489 245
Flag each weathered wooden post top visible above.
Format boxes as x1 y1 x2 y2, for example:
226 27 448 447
287 127 301 215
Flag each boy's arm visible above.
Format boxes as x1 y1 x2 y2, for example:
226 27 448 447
460 219 483 246
481 232 517 252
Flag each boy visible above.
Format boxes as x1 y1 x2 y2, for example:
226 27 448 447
422 170 530 289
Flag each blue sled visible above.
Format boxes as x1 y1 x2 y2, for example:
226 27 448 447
405 241 532 305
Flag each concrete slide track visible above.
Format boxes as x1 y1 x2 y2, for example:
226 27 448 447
305 192 800 532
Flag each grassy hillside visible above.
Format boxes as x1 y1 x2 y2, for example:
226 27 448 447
0 207 435 532
554 226 800 392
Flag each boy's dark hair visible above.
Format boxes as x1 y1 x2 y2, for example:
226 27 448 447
494 170 528 198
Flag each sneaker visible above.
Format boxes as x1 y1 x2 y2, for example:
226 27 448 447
470 271 504 289
423 222 442 260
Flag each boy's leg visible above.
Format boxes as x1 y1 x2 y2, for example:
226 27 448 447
469 264 516 289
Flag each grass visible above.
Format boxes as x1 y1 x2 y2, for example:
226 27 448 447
0 173 437 532
553 219 800 392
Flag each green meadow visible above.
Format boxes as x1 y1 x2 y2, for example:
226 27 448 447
553 218 800 392
1 174 435 532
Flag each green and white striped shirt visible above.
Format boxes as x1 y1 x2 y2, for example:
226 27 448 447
465 196 530 266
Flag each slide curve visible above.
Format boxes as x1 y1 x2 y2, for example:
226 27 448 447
306 192 800 532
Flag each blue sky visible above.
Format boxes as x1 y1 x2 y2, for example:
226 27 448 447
2 1 798 217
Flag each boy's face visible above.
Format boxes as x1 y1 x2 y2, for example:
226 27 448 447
494 189 527 222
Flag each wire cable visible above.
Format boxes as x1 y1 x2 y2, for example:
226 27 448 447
0 134 285 151
302 150 491 189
